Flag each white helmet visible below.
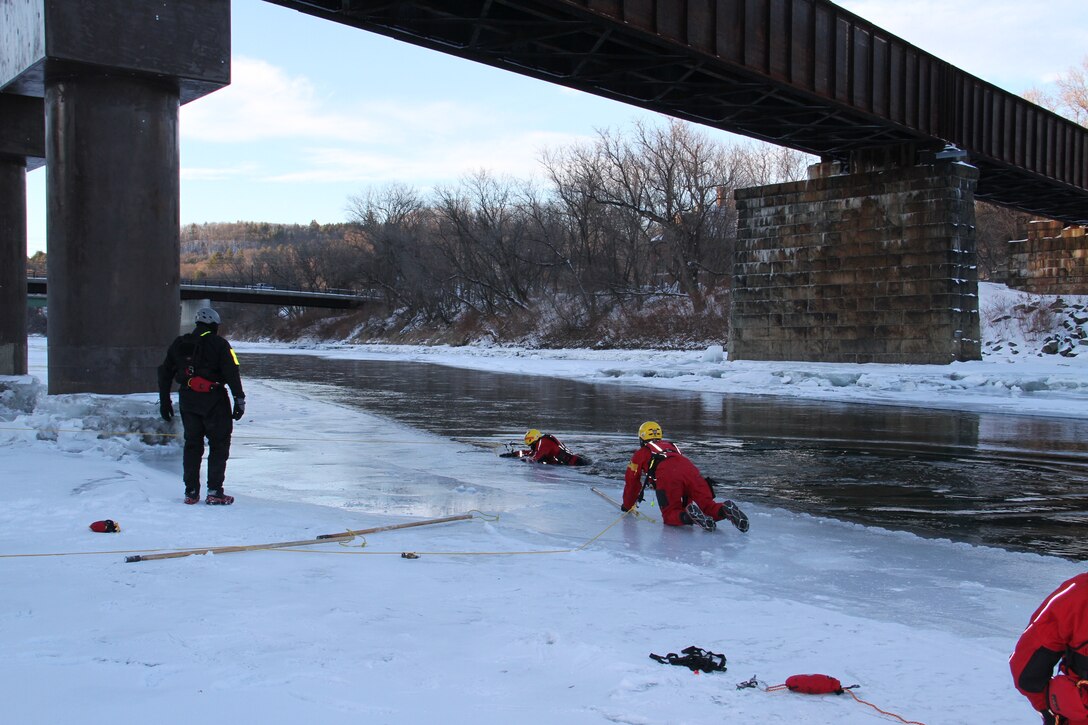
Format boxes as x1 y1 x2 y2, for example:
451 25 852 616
195 307 220 325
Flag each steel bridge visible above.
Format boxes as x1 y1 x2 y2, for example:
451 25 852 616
26 278 378 310
265 0 1088 224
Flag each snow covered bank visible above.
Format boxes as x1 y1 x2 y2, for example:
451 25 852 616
240 283 1088 420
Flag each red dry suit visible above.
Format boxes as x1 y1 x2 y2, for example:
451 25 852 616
518 434 586 466
622 439 723 526
1010 572 1088 724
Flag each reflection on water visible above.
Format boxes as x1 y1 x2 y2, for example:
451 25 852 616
246 354 1088 559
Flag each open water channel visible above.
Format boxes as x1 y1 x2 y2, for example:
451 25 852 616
246 353 1088 560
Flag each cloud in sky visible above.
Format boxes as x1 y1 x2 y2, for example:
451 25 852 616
180 56 599 187
183 57 418 143
181 56 563 147
262 130 589 186
180 163 261 182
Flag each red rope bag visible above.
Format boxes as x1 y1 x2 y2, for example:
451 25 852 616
761 673 926 725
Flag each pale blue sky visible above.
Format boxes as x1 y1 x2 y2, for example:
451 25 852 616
22 0 1088 255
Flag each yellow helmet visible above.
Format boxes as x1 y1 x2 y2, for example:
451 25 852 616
524 429 543 446
638 421 663 441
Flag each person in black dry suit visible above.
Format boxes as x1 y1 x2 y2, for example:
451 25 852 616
157 307 246 505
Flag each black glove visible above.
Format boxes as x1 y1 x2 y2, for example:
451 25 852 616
621 505 632 512
232 397 246 421
499 451 519 458
159 398 174 422
1041 710 1057 725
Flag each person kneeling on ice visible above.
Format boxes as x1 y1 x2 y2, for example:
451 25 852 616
502 429 590 466
621 421 748 533
1011 572 1088 725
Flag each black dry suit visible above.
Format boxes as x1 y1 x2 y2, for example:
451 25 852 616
158 322 245 494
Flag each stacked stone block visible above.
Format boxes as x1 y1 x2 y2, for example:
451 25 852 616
1006 221 1088 295
729 162 981 364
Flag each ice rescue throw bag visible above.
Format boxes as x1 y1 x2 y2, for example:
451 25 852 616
785 674 847 695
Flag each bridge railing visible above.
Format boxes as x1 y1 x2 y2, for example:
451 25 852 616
179 278 373 298
28 276 382 302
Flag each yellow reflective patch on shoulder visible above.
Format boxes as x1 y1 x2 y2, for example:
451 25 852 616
230 349 239 366
627 462 639 472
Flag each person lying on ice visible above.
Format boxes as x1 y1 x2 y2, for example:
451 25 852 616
621 421 749 532
502 429 590 466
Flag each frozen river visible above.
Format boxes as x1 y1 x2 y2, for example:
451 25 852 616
245 352 1088 559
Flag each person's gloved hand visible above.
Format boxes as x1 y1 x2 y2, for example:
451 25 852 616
1041 710 1057 725
159 397 174 422
621 505 632 512
232 397 246 421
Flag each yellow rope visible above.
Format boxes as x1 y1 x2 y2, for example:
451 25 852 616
576 506 639 549
279 548 576 556
276 509 634 557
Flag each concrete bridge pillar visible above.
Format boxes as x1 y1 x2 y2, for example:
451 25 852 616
0 93 44 376
0 157 29 375
729 155 981 364
180 298 212 334
0 0 229 394
45 74 181 393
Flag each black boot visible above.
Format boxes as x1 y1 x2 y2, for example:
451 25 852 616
205 489 234 505
685 501 716 531
717 500 749 533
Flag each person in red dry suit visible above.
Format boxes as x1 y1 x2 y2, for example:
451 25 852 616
1011 572 1088 725
503 429 589 466
621 421 748 533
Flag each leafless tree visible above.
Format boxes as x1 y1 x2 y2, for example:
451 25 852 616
545 119 752 312
432 171 541 316
346 184 457 322
733 142 812 186
1026 55 1088 127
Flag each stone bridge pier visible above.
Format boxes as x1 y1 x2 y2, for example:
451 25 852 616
0 0 229 393
729 153 981 364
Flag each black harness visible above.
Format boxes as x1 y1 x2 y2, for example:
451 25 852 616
650 646 727 673
642 440 681 488
174 332 222 392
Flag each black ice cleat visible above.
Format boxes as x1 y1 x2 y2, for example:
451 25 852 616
685 501 717 531
718 500 749 533
205 490 235 505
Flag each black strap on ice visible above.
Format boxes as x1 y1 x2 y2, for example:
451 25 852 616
649 646 727 673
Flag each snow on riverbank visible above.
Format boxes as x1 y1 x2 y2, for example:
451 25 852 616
242 283 1088 420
